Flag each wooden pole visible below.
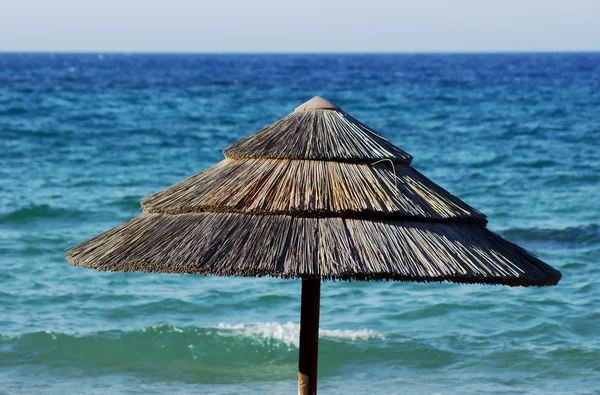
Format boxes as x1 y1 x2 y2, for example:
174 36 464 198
298 277 321 395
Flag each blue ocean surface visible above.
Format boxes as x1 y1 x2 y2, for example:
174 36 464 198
0 53 599 394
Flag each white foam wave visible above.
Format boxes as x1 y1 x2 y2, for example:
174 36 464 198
216 322 384 348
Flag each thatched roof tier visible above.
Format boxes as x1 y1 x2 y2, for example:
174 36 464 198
66 212 561 286
141 159 486 223
223 105 413 164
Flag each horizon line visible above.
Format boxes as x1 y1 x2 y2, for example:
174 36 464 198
1 50 600 55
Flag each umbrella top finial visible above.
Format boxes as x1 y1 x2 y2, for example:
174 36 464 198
294 96 340 112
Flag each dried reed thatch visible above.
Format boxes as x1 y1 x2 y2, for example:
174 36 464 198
67 96 561 286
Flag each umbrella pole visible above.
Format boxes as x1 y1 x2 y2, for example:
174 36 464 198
298 277 321 395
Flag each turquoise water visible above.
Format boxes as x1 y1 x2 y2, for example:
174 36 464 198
1 53 599 394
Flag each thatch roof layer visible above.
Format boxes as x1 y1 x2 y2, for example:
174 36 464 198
223 109 413 164
66 212 561 286
141 159 486 223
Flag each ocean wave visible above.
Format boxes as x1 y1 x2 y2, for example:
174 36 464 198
106 195 142 212
544 173 600 186
0 322 386 354
501 223 599 247
0 204 86 224
216 322 385 348
0 323 388 381
502 125 543 137
0 106 27 116
513 159 557 169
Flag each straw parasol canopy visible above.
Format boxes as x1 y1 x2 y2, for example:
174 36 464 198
66 96 561 394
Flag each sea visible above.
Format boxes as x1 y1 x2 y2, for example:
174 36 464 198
0 53 599 394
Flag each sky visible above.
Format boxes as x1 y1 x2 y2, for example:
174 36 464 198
0 0 598 52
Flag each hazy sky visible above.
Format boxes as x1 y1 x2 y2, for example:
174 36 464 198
0 0 598 52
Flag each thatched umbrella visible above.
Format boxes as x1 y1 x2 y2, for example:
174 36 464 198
67 96 561 394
